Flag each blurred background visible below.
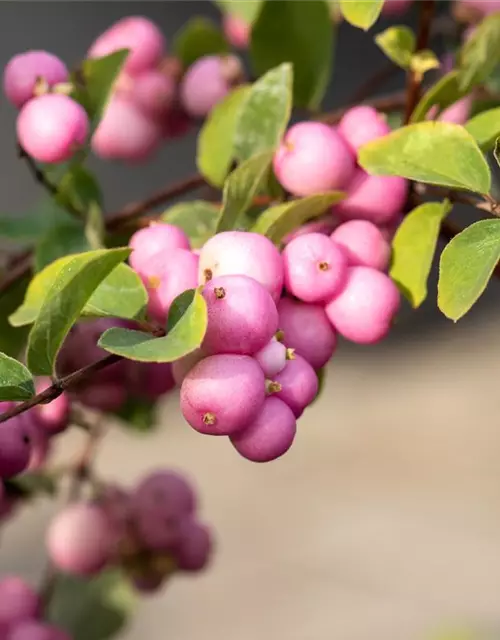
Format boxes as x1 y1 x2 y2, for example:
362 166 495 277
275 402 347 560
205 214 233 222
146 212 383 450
2 2 500 639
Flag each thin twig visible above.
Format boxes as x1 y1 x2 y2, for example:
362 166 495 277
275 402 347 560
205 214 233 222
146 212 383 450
348 62 402 105
318 89 407 125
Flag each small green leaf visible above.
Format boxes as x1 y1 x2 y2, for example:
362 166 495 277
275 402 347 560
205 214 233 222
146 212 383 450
217 150 274 233
358 121 491 195
47 570 135 640
251 0 333 109
464 107 500 150
56 165 103 214
215 0 263 22
6 472 57 498
113 396 157 433
411 71 467 123
458 11 500 91
438 219 500 321
26 248 131 375
0 353 35 401
0 274 30 358
167 288 198 331
34 218 91 272
173 17 229 68
410 49 440 76
161 200 220 248
234 64 292 163
339 0 384 30
390 200 452 307
0 199 69 245
252 192 345 243
375 26 415 69
197 85 251 187
85 201 105 249
98 289 207 363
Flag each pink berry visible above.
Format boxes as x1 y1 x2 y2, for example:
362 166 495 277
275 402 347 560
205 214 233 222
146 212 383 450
134 507 181 552
129 222 190 276
282 233 348 303
381 0 413 15
76 382 126 413
0 408 32 478
0 576 41 626
172 349 206 386
277 298 337 370
254 338 287 378
133 470 196 518
17 94 88 164
174 519 213 572
198 231 284 302
273 122 355 197
26 419 51 471
33 378 69 434
126 362 175 400
437 95 473 125
331 220 391 271
223 14 251 49
180 55 242 118
95 484 132 536
457 0 500 15
202 275 279 356
325 266 400 344
180 354 265 435
230 396 296 462
130 569 166 594
127 69 176 118
87 16 165 76
270 355 319 418
3 51 68 109
46 503 114 576
334 169 408 225
282 217 339 245
8 621 70 640
337 106 390 154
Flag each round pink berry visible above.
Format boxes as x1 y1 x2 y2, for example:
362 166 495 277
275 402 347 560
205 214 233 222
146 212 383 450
180 354 265 435
174 519 213 572
230 396 296 463
254 338 287 378
223 14 251 49
129 222 190 276
17 94 88 164
331 220 391 271
8 621 70 640
128 69 176 118
133 470 196 518
33 378 69 434
270 355 319 418
381 0 413 15
437 95 473 125
337 106 390 154
334 169 408 225
0 409 32 478
277 298 337 370
202 275 279 356
198 231 284 302
0 576 41 626
273 122 355 197
325 266 400 344
26 419 51 471
3 51 68 109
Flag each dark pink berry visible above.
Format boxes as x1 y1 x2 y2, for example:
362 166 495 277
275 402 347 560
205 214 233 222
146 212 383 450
133 470 196 518
174 519 213 572
8 621 70 640
33 378 69 434
271 355 318 418
0 408 32 478
3 51 68 108
0 576 41 626
128 69 175 118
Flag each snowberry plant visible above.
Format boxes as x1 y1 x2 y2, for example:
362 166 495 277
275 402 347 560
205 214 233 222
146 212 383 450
0 0 499 636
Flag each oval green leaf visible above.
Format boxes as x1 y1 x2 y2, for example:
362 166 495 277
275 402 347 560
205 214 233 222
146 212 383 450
161 200 220 248
358 121 491 195
464 107 500 150
458 12 500 91
98 289 207 362
411 71 467 123
34 218 91 273
375 26 415 69
173 17 229 68
0 353 35 401
26 248 131 375
339 0 384 30
438 219 500 321
390 200 452 308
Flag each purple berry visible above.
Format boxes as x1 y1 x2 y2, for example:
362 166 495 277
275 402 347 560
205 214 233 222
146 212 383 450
325 266 400 344
130 568 166 593
8 621 70 640
25 418 51 472
33 378 69 435
17 94 89 164
270 355 318 418
337 106 390 154
133 470 196 518
273 122 355 197
382 0 413 14
95 484 132 536
282 233 348 303
76 383 126 413
0 408 32 478
277 298 337 370
230 396 296 462
174 519 213 572
0 576 41 626
330 220 391 271
134 507 181 552
180 354 265 435
3 50 68 108
126 362 175 400
254 338 287 378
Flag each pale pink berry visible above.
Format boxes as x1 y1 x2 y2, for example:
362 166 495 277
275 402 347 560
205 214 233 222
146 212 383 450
278 298 337 370
129 222 190 275
3 51 68 108
325 266 400 344
46 503 115 576
437 95 473 125
0 576 41 626
127 69 176 117
331 220 391 271
180 54 242 118
172 349 206 386
334 169 408 225
91 94 161 162
337 106 390 154
17 94 88 164
34 378 69 434
8 621 70 640
223 14 251 49
381 0 413 15
230 396 296 462
254 338 287 378
174 519 213 572
282 233 348 303
202 275 279 356
270 355 318 418
87 16 165 76
198 231 284 302
180 354 265 435
273 122 355 197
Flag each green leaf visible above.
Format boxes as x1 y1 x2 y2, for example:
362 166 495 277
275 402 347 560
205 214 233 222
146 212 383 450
217 150 274 233
197 85 251 187
390 200 452 307
167 288 199 331
358 121 491 195
252 192 345 243
438 219 500 321
0 199 69 245
411 71 467 123
464 107 500 150
85 201 105 249
56 165 103 214
375 26 415 69
6 472 57 498
113 396 157 433
251 0 333 109
495 138 500 169
234 63 293 163
0 353 35 401
26 248 131 376
410 49 440 76
215 0 263 22
47 570 135 640
0 274 30 358
161 200 220 248
458 11 500 91
174 17 229 68
34 218 91 273
339 0 384 30
98 289 207 363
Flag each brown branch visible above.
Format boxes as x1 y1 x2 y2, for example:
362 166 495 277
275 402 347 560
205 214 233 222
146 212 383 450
317 89 407 125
